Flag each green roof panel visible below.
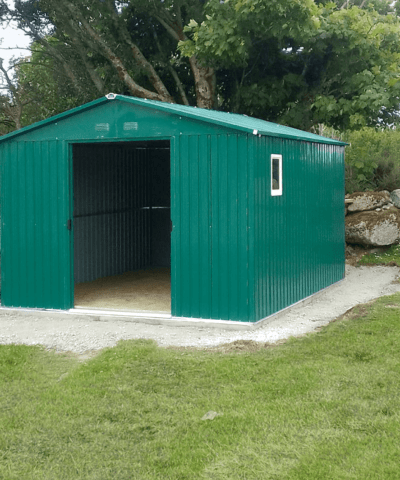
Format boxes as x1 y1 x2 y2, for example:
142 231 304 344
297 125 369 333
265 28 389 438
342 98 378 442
0 94 346 145
119 95 346 145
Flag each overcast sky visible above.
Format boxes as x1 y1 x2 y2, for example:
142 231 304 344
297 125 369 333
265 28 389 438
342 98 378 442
0 20 31 71
0 0 31 73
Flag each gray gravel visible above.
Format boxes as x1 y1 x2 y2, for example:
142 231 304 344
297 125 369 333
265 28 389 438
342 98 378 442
0 265 399 354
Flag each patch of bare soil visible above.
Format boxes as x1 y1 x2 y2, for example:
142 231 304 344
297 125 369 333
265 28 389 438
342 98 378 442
330 302 373 323
205 339 271 353
171 339 289 354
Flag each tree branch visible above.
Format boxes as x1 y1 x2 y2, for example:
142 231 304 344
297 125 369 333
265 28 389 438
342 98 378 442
0 58 16 96
0 59 24 129
63 0 174 102
154 8 217 108
151 25 189 105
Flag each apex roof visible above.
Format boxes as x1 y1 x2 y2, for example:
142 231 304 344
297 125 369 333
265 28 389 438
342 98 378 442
0 94 346 146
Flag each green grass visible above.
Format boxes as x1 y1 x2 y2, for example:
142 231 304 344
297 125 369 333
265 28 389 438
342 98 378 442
2 295 400 479
358 244 400 266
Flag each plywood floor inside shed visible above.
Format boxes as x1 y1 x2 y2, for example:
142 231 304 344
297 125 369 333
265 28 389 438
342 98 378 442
74 267 171 312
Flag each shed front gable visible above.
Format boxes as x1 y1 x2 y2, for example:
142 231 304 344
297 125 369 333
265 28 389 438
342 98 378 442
1 100 240 144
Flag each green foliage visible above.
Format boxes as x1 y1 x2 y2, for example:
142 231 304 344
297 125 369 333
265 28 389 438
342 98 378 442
0 95 17 135
3 0 400 131
181 0 319 65
0 0 215 130
17 43 84 126
3 300 400 478
180 0 400 131
345 128 400 192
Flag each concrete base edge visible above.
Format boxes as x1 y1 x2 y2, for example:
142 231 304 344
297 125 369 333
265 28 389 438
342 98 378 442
253 278 344 329
0 279 343 331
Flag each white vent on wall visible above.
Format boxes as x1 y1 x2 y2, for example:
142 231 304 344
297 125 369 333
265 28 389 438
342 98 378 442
95 123 110 132
123 122 138 131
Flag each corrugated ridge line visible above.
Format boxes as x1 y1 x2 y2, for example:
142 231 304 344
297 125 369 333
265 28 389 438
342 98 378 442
238 135 250 321
247 136 256 321
11 141 21 306
210 135 219 318
0 145 2 294
219 134 229 319
171 136 179 317
198 134 211 319
228 134 239 320
190 135 200 318
59 140 71 309
179 135 190 316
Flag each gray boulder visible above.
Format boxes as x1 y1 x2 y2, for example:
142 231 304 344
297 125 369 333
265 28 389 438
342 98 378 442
347 191 390 213
390 189 400 208
345 208 400 246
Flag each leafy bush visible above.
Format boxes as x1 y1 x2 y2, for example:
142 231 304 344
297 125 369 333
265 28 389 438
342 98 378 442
345 128 400 193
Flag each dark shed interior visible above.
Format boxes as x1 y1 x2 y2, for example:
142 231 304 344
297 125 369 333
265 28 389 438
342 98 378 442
73 141 171 310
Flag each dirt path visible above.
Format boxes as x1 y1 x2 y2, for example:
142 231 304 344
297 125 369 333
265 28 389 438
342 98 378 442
0 265 399 354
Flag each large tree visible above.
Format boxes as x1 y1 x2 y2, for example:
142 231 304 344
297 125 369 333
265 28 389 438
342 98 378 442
0 0 216 111
180 0 400 130
2 0 400 132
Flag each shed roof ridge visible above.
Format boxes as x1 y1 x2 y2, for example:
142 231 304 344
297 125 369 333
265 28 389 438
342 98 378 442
0 94 346 146
112 95 346 145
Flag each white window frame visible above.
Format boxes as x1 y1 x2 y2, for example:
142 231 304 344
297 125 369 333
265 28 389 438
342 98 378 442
271 154 283 196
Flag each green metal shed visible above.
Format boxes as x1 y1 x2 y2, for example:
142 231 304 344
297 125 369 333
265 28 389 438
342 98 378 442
0 94 346 324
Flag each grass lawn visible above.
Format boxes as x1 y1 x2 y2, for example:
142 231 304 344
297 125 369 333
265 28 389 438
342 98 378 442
358 244 400 266
2 294 400 479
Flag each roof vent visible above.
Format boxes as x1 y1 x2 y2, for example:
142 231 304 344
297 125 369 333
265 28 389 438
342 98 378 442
106 93 117 100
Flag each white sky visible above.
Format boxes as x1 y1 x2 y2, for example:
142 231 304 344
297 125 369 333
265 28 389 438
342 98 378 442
0 0 31 74
0 21 31 71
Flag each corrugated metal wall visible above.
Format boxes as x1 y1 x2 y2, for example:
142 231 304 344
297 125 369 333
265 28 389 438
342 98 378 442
253 138 345 320
73 142 170 284
172 134 252 321
173 133 344 322
0 140 72 309
0 128 344 319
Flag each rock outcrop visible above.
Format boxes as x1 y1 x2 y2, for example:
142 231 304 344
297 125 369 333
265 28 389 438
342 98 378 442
390 189 400 208
345 208 400 246
347 191 390 213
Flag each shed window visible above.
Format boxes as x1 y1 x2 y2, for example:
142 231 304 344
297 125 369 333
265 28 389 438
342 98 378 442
271 154 282 196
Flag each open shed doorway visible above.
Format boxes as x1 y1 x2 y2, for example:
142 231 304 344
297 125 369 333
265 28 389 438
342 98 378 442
72 140 171 313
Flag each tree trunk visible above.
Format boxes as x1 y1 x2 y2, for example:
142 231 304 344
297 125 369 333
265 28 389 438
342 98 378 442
155 14 217 109
189 58 216 109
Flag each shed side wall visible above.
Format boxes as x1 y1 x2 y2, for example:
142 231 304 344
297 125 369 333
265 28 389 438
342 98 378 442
1 140 72 309
254 138 345 320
